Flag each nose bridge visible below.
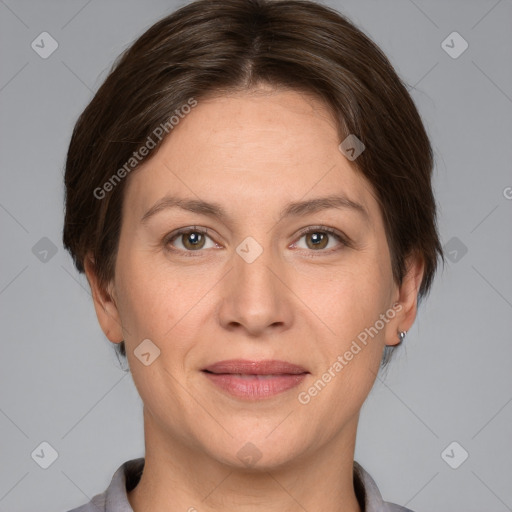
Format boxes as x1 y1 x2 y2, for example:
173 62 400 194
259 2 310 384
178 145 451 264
233 235 280 303
218 234 292 334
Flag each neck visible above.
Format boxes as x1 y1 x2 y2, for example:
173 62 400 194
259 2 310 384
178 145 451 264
128 410 362 512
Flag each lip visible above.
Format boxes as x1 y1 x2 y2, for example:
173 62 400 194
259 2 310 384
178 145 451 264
203 359 308 375
202 359 309 400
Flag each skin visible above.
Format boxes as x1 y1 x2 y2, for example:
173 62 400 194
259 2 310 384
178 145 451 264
85 85 424 512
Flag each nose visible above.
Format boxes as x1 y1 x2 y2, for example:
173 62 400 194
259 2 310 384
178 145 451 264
216 241 294 337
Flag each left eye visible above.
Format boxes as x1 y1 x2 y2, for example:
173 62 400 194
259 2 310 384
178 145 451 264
292 227 346 251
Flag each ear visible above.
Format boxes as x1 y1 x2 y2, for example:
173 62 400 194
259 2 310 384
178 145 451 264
83 254 124 344
385 252 425 347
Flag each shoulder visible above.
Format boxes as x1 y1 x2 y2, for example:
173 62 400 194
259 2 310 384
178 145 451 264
354 461 416 512
64 492 107 512
63 458 145 512
382 503 416 512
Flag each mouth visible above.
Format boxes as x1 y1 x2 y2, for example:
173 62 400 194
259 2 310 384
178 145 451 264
203 359 308 375
201 359 309 400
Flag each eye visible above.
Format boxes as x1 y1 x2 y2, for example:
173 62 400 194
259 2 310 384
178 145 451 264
164 227 218 253
292 226 349 253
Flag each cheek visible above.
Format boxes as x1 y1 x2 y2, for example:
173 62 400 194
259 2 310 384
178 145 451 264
116 264 168 337
114 249 213 352
312 257 392 341
297 265 390 421
302 253 393 399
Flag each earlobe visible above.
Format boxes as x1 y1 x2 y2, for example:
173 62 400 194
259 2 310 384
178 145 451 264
83 254 124 343
385 253 425 347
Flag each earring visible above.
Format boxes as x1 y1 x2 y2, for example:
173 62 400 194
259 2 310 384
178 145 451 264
398 330 407 344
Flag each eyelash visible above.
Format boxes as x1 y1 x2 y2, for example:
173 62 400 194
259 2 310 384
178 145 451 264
163 225 350 257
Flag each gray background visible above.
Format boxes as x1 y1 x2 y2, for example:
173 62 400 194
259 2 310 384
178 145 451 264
1 0 511 511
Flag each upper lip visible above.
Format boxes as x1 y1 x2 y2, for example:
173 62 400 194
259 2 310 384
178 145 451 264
202 359 309 375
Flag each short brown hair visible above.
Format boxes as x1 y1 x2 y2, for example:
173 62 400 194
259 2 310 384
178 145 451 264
63 0 444 366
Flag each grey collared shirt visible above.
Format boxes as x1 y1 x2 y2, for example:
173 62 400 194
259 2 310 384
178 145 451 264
66 458 414 512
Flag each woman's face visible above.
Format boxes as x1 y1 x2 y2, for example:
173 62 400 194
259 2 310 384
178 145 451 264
88 86 421 469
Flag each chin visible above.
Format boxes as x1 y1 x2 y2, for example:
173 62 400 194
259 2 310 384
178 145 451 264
200 429 311 472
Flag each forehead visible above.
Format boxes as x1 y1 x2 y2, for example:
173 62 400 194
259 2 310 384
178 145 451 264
123 88 380 224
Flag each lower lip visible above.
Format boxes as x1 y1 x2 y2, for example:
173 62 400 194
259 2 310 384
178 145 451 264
203 372 308 399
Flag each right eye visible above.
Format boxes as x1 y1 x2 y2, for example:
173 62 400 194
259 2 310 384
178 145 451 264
164 226 219 253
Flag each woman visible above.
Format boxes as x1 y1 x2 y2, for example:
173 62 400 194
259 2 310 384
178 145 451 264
63 0 444 510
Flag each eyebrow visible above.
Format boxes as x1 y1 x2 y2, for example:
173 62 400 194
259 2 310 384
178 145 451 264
140 194 369 224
